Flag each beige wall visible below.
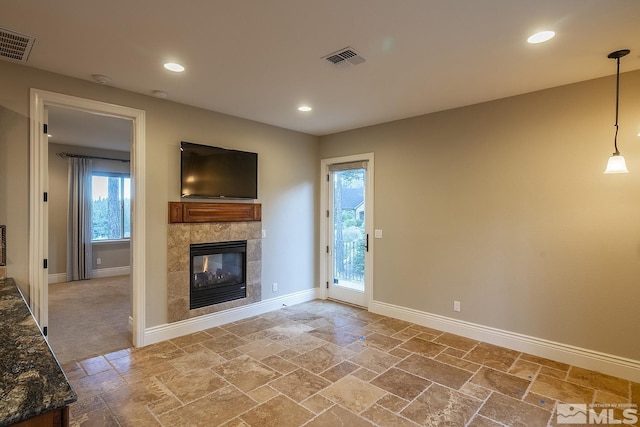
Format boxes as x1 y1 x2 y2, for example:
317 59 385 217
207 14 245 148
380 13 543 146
0 73 30 292
3 58 638 361
0 61 319 327
48 143 131 275
320 71 640 360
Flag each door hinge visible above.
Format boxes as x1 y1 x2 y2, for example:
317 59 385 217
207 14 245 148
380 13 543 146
327 174 330 182
43 326 48 336
326 210 329 218
326 246 329 254
43 192 48 202
43 259 48 269
43 123 48 134
326 282 329 289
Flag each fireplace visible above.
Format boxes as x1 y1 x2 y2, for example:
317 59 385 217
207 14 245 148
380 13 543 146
167 203 262 323
190 240 247 309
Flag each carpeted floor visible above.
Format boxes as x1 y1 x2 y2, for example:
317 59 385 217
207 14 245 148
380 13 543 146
48 275 132 364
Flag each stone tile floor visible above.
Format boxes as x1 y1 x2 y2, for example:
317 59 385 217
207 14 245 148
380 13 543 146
63 300 639 426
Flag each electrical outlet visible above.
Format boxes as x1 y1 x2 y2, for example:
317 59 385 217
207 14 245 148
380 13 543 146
96 258 101 265
272 282 278 292
453 300 461 312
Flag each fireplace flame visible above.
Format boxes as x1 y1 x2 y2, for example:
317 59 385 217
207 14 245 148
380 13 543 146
202 255 208 272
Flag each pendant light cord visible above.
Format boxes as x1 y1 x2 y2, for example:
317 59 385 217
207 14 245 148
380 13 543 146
613 56 621 155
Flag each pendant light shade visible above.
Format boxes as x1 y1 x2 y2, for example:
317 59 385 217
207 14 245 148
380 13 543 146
603 49 630 174
604 153 629 174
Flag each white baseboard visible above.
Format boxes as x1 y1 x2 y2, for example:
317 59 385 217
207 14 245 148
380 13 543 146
370 300 640 383
48 273 67 284
92 266 131 278
49 266 131 284
143 288 321 346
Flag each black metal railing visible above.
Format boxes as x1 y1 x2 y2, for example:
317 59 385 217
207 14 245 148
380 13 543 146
334 238 365 282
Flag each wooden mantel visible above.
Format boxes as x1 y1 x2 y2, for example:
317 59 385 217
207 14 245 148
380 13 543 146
168 202 261 224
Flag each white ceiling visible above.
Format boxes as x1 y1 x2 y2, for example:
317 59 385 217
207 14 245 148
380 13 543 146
47 107 132 152
3 0 640 137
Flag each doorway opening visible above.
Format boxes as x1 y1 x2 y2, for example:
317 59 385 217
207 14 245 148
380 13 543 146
320 153 374 308
46 106 133 362
29 89 146 349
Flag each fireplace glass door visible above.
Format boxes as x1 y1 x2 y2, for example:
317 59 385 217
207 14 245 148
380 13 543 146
192 252 243 289
190 240 247 309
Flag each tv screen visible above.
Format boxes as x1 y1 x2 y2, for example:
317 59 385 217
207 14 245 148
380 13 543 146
180 142 258 199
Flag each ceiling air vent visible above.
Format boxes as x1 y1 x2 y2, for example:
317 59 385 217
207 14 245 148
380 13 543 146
322 47 366 69
0 27 36 63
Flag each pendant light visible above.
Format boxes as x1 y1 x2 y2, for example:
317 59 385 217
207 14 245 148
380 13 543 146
604 49 630 174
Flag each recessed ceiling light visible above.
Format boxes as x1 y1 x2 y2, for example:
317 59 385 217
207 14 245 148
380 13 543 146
298 106 312 112
164 62 185 72
527 31 555 44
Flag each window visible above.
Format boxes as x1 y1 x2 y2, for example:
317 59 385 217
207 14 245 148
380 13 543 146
91 174 131 241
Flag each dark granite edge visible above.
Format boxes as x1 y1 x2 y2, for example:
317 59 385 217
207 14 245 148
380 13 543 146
0 278 77 426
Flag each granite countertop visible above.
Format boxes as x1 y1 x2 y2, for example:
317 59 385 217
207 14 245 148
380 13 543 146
0 278 77 426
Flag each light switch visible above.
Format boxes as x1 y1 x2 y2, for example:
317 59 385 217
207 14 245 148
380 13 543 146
262 229 267 239
374 229 383 238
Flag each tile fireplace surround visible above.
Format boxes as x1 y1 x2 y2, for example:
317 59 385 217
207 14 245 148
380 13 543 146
167 203 262 323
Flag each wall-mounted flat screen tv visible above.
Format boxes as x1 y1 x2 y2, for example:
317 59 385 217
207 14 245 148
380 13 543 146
181 141 258 199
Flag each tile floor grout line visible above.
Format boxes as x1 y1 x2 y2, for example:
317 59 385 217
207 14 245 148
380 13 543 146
465 390 490 427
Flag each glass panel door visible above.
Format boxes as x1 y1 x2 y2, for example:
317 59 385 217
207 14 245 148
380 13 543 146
329 167 368 306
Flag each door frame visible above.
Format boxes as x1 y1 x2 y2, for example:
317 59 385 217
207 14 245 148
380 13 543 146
320 153 374 308
29 88 147 347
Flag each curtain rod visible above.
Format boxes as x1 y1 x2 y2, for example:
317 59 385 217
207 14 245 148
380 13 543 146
57 152 130 163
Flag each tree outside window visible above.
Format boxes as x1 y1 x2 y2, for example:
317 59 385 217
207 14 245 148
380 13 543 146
91 174 131 241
